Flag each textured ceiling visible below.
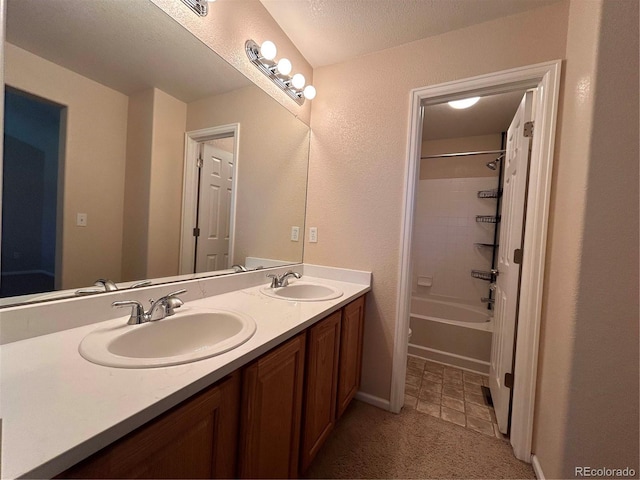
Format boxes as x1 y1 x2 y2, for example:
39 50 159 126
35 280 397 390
6 0 251 102
260 0 559 67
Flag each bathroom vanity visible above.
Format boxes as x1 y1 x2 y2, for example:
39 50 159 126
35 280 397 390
0 265 370 479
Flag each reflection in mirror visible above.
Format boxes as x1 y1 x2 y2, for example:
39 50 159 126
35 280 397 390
1 0 310 307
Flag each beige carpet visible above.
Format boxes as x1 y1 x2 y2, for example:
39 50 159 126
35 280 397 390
304 400 535 479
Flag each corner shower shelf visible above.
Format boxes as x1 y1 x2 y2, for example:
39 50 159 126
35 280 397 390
477 188 502 199
476 215 501 223
471 270 493 281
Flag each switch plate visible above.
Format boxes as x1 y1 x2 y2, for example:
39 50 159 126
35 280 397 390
76 213 88 227
291 226 300 242
309 227 318 243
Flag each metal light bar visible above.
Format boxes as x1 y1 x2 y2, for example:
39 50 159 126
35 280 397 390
180 0 208 17
245 40 305 105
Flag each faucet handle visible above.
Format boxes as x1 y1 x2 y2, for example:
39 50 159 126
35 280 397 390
130 280 152 289
166 289 187 298
113 300 146 325
266 274 279 288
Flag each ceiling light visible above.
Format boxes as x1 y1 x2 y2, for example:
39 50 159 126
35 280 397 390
448 97 480 109
260 41 277 61
277 58 292 76
245 39 316 105
291 74 305 90
303 85 316 100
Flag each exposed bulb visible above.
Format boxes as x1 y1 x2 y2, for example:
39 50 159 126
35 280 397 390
303 85 316 100
448 97 480 109
291 73 306 89
260 40 277 61
277 58 292 76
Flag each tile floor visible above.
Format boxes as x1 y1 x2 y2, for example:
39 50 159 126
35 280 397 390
404 356 507 441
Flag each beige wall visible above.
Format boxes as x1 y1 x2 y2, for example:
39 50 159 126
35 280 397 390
150 0 312 125
122 89 154 281
147 89 187 279
534 0 639 477
305 1 570 402
187 85 309 266
4 43 129 289
122 88 187 281
421 134 502 179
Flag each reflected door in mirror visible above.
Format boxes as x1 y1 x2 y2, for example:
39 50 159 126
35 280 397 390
195 142 234 273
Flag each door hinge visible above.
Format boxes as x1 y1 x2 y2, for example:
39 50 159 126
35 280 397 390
504 372 514 389
197 155 203 168
193 227 200 237
524 121 534 138
513 248 523 264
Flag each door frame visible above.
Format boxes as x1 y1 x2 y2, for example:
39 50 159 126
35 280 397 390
179 124 240 275
390 60 562 462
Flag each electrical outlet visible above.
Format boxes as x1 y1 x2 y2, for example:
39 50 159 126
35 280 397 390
291 226 300 241
309 227 318 243
76 213 88 227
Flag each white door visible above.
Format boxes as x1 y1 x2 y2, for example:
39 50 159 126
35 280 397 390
490 91 533 434
195 143 234 273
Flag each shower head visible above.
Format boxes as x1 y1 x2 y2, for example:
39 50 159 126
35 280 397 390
486 155 504 170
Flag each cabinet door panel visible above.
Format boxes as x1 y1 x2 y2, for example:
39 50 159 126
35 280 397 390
300 311 341 472
238 333 306 479
337 295 366 418
58 372 240 479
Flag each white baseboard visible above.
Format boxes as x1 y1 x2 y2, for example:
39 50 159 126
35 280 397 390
532 455 545 479
355 391 391 411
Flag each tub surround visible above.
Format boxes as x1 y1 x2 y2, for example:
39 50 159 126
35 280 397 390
0 264 371 479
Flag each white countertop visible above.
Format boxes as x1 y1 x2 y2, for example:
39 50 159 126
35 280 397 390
0 272 370 479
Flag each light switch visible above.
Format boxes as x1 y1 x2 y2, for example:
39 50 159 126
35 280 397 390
76 213 88 227
291 226 300 242
309 227 318 243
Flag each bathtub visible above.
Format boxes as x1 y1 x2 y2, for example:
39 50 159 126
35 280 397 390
408 297 493 374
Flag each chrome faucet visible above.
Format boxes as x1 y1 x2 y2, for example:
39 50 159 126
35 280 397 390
113 289 187 325
95 279 118 291
76 279 152 296
266 270 302 288
231 264 248 272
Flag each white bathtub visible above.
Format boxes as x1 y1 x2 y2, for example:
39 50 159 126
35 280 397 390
408 297 493 374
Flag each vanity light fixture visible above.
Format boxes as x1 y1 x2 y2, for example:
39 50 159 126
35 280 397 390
245 39 316 105
180 0 215 17
448 96 480 109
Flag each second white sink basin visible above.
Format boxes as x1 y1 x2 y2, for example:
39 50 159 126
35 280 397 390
79 307 256 368
260 282 343 301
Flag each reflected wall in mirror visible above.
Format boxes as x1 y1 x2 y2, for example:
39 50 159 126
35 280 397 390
1 0 310 307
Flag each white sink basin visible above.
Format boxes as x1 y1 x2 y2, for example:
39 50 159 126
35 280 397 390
79 307 256 368
260 282 343 302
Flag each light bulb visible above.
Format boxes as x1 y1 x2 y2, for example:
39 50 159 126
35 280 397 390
303 85 316 100
260 41 277 61
277 58 292 76
291 73 305 89
448 97 480 109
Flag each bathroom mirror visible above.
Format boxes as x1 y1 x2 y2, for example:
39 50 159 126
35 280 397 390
0 0 310 307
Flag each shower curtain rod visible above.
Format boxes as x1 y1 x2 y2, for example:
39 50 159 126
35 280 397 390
421 149 506 159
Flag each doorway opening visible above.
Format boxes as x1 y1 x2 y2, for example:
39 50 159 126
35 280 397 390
179 125 239 275
1 87 65 298
391 61 562 462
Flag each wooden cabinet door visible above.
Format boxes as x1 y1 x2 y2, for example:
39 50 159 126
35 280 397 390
58 372 241 479
238 333 306 479
300 311 341 472
337 295 366 419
